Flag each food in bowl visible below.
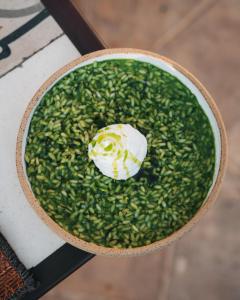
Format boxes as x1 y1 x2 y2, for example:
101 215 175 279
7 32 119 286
24 58 215 249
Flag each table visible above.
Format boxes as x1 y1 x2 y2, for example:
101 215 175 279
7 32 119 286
0 1 105 298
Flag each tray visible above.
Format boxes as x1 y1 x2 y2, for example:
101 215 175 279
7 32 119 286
0 1 105 298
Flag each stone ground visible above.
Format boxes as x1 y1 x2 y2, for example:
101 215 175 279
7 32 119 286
42 0 240 299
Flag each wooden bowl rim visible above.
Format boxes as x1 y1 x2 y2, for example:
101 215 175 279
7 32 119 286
16 48 228 256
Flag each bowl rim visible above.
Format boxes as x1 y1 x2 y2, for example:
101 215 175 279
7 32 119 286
16 48 228 256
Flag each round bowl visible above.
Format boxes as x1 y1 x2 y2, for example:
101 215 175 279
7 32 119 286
16 48 228 256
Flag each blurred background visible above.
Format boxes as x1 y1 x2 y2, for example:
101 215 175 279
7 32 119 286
1 0 240 299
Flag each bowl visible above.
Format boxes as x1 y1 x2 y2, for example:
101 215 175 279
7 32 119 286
16 48 227 256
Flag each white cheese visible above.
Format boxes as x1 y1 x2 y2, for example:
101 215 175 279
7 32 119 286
88 124 147 180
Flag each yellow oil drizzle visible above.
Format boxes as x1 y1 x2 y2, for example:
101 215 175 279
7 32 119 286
128 152 141 167
123 149 130 178
89 125 142 179
113 160 118 178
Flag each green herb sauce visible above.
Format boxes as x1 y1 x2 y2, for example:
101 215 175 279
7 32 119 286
25 59 215 248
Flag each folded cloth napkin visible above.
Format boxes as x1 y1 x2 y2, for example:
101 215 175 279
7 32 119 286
0 232 36 300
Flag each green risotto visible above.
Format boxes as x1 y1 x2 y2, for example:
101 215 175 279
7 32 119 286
25 59 215 248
